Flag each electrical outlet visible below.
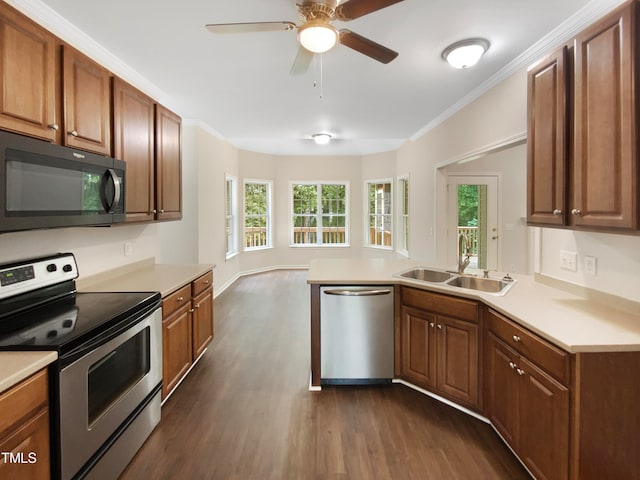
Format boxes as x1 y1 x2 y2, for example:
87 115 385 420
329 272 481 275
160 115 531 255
560 250 577 272
124 242 133 257
584 256 597 275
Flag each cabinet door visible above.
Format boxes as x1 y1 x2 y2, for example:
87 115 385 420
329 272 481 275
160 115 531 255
162 303 192 399
519 357 569 480
192 286 214 360
573 2 637 229
155 105 182 221
527 47 568 226
485 333 520 448
113 78 155 222
436 316 478 408
400 306 436 388
0 407 50 480
62 46 112 155
0 5 58 141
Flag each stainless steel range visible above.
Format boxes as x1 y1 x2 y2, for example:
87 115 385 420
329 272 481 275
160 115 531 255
0 253 162 480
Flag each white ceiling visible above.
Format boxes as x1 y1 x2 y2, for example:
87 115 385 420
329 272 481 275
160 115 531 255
24 0 625 155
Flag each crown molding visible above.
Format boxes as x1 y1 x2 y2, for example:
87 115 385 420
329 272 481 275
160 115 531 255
5 0 170 107
410 0 628 142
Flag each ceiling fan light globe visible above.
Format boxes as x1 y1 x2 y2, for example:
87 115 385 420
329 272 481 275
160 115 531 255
442 39 489 69
298 24 338 53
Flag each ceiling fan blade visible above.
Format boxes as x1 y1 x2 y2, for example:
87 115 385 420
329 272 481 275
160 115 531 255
205 21 296 34
336 0 404 21
339 30 398 64
290 46 313 75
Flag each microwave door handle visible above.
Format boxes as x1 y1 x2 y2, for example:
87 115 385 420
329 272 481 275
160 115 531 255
104 168 122 213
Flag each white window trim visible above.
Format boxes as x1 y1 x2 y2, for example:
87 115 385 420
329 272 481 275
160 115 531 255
364 178 394 251
397 174 410 257
225 174 238 260
289 181 350 247
243 178 273 252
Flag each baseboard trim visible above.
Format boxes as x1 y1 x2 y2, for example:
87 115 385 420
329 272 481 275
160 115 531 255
392 379 489 424
214 265 309 299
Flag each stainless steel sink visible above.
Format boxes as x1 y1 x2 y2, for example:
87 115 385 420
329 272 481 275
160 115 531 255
446 275 514 295
396 267 456 283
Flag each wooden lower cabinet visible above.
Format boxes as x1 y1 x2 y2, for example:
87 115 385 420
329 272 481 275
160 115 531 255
161 271 214 400
192 286 214 359
400 306 437 387
0 369 50 480
486 333 569 480
162 302 193 399
399 287 479 409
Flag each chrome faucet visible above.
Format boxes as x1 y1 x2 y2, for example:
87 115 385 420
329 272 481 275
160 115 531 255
458 232 471 274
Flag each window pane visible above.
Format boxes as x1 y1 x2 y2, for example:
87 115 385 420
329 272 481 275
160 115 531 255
293 185 318 214
244 182 269 249
291 183 347 246
367 181 392 248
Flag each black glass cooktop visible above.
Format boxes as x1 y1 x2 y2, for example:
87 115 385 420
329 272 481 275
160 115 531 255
0 290 160 357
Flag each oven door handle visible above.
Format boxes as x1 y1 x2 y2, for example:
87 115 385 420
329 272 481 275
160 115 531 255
61 301 160 368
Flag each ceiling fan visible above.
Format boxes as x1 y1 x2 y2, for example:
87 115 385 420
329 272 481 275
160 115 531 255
205 0 404 75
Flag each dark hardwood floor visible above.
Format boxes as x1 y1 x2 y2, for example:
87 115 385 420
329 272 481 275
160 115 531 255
122 270 530 480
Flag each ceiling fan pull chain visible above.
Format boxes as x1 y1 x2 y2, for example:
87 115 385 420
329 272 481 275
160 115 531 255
320 52 324 99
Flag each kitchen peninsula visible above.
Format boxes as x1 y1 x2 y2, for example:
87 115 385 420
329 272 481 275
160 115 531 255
308 258 640 480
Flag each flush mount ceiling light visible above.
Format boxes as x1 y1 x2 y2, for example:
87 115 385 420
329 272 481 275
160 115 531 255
312 133 332 145
442 38 490 69
298 20 338 53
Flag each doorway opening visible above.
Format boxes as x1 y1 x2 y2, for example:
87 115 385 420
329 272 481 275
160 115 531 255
447 175 498 271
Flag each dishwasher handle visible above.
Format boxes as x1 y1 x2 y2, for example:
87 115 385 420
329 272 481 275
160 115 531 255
323 288 392 297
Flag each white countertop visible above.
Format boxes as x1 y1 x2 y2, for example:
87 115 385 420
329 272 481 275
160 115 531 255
0 351 57 394
77 259 215 297
307 258 640 354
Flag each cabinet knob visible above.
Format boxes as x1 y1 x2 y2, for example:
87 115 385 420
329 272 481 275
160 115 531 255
512 335 521 343
177 296 184 302
571 209 582 216
509 361 516 370
48 123 59 131
516 368 525 376
437 324 443 330
204 280 210 285
68 130 78 137
153 209 158 214
194 303 200 309
553 209 562 215
429 322 435 328
189 308 195 313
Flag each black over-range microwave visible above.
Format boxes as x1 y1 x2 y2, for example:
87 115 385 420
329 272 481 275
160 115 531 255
0 130 125 233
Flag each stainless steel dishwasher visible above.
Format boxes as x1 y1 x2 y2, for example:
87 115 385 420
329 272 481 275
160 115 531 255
320 285 394 384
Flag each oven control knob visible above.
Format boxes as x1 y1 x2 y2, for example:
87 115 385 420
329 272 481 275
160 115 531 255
62 264 73 273
46 264 57 273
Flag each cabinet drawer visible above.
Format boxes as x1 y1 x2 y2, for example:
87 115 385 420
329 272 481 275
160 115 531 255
0 369 48 438
487 308 570 385
192 271 213 297
401 287 478 322
163 284 192 317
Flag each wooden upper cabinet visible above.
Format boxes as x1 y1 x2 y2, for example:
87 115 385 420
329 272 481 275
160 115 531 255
527 47 568 226
155 104 182 221
62 46 112 155
113 78 155 222
572 1 638 229
0 4 58 141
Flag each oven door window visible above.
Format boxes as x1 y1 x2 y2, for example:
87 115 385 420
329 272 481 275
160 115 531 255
87 327 150 426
